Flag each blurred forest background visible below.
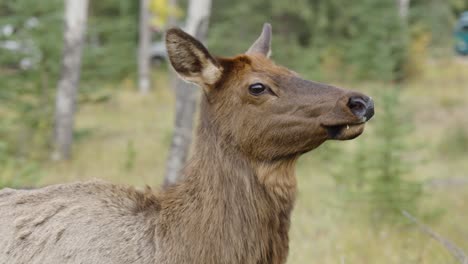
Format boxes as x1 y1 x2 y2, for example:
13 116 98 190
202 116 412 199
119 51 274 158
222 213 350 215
1 0 468 263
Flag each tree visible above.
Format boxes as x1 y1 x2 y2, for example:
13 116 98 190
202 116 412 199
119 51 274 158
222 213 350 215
164 0 213 187
138 0 151 94
53 0 89 161
332 88 423 224
397 0 410 20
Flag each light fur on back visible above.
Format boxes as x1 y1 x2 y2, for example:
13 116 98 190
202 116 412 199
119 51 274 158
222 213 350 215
0 182 159 264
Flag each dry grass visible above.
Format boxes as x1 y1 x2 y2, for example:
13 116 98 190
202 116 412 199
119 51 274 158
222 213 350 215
37 60 468 264
41 70 174 187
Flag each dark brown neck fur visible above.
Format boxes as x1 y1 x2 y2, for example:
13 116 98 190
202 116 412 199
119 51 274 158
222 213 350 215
158 97 297 264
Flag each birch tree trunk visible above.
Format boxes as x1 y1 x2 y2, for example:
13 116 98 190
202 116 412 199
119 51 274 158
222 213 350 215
138 0 151 94
53 0 89 161
397 0 410 21
163 0 212 187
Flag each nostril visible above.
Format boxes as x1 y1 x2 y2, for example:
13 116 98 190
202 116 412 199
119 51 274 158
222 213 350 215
347 96 368 118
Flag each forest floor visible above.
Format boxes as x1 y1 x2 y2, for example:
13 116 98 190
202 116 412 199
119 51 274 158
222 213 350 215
40 58 468 264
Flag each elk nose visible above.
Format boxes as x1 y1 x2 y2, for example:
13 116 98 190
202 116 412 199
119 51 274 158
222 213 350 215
347 96 374 121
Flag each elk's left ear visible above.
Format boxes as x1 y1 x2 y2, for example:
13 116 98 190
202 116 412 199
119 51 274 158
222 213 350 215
246 23 272 57
165 28 222 88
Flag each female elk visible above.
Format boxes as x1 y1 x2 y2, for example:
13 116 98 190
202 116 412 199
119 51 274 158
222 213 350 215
0 24 374 264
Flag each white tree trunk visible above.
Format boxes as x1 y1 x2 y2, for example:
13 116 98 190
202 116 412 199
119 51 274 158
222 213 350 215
138 0 151 94
164 0 212 187
53 0 89 161
185 0 212 37
397 0 410 20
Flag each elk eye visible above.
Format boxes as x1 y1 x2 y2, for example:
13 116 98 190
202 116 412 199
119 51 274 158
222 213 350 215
249 83 267 95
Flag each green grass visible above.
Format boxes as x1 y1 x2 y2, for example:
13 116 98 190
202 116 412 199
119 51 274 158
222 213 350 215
36 61 468 264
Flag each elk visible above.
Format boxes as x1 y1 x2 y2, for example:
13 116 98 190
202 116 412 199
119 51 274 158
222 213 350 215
0 24 374 264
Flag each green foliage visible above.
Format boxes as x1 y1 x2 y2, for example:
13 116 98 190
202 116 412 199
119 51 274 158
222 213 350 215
410 0 467 56
0 0 63 165
342 1 408 81
367 89 422 221
209 0 408 81
82 0 138 87
0 140 42 189
123 139 137 172
332 87 423 224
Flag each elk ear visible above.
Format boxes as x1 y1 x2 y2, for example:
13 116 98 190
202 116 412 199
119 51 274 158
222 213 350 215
165 28 222 88
246 23 272 57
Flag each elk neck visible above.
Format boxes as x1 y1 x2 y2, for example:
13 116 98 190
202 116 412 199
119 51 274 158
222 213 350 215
183 95 298 214
158 96 298 263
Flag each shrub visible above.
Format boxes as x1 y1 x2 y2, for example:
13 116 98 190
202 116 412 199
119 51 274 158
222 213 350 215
332 87 423 224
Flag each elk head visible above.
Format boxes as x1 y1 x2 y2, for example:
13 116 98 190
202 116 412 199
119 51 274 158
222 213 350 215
166 24 374 162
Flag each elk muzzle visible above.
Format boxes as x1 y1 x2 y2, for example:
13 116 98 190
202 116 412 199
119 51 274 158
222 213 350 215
321 93 375 141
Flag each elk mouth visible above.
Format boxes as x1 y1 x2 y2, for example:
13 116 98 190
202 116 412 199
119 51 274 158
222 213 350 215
323 122 366 140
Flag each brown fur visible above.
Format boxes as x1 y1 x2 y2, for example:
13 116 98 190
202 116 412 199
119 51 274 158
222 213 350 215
0 24 373 264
